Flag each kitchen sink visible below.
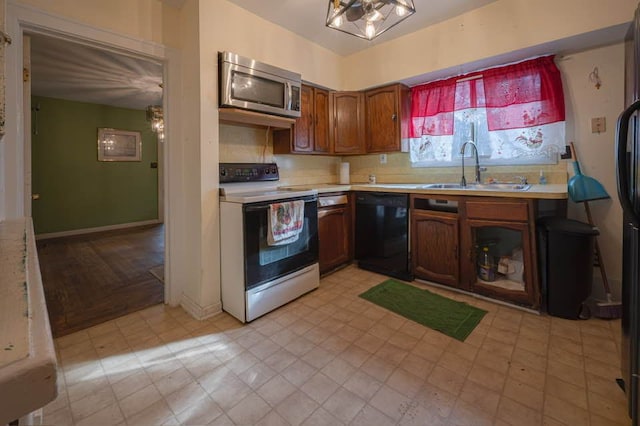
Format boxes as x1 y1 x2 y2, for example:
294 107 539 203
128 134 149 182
420 183 464 189
471 183 532 191
420 183 531 191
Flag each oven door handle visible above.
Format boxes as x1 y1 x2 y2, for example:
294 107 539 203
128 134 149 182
243 196 318 212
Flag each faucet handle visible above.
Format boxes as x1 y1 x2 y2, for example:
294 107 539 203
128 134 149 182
514 175 527 184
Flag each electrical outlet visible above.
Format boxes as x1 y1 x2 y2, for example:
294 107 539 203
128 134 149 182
380 154 387 164
591 117 606 133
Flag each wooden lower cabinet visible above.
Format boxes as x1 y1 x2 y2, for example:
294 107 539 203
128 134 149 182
411 209 459 288
465 218 538 308
463 198 539 309
411 195 540 309
318 194 352 274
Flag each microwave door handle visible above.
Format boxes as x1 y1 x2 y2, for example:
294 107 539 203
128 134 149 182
616 99 640 228
285 81 292 111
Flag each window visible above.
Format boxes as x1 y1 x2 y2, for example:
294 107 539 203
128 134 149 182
409 56 565 167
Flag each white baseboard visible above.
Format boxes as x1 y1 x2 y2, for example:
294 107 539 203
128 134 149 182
181 293 222 320
35 219 162 240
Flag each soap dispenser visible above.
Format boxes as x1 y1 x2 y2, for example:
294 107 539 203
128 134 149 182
539 170 547 185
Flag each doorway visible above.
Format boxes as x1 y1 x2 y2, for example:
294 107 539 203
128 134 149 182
26 33 167 336
4 2 182 330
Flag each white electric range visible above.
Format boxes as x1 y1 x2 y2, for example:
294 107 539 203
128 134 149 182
219 163 319 322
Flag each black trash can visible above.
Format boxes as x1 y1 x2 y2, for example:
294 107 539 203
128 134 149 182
537 217 599 319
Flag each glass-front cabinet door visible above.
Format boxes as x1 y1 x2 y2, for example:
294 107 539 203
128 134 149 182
467 219 537 308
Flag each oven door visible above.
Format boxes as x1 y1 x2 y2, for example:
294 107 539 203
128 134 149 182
243 195 318 289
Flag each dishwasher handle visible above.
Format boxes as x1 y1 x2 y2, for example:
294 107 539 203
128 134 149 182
355 192 408 208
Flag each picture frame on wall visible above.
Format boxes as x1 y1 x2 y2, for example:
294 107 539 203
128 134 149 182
97 128 142 161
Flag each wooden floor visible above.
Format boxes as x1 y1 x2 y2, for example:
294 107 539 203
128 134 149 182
37 224 165 337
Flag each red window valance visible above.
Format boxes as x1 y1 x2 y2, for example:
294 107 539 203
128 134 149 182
410 55 565 138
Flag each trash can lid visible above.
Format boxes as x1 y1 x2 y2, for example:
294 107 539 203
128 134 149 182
537 217 600 236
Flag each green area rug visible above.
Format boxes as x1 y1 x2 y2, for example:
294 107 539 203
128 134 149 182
359 279 487 342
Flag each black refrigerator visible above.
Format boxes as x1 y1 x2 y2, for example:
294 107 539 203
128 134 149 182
616 4 640 424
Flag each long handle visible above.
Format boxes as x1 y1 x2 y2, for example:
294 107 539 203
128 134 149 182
616 99 640 228
583 201 611 294
285 82 293 111
243 195 316 212
569 142 582 175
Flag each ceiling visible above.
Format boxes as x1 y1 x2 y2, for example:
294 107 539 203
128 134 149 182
29 34 163 111
27 1 628 111
28 0 497 111
226 0 498 56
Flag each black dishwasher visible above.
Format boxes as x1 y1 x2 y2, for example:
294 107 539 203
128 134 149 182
355 192 412 281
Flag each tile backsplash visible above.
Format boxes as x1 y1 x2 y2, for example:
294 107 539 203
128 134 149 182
219 123 342 185
219 123 568 186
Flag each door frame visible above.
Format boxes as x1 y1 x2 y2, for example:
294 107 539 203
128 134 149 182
4 1 183 305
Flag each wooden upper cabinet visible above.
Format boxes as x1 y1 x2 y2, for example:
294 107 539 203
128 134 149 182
365 83 410 153
293 84 314 152
330 91 365 155
273 84 330 154
313 88 330 153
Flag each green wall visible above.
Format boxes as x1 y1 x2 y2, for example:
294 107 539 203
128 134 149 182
31 96 159 234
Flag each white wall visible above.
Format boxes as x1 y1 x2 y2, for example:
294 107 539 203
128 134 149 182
171 0 210 315
170 0 344 317
558 43 625 299
202 1 342 89
0 0 6 221
16 0 169 45
342 0 636 90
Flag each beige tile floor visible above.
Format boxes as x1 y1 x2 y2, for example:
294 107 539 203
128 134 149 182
42 265 629 425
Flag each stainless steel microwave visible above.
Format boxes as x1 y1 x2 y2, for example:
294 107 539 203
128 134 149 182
219 52 302 118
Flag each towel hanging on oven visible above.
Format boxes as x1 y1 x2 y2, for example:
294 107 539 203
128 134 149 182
267 200 305 246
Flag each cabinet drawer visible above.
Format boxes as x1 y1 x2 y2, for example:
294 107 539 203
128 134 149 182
466 200 528 221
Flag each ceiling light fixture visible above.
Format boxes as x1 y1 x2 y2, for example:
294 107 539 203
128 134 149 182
326 0 416 41
146 105 164 142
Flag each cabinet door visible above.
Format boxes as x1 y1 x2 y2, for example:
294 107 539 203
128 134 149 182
412 210 459 287
292 84 314 153
313 88 330 153
466 219 538 308
318 205 351 273
331 91 365 154
366 85 400 153
365 83 410 153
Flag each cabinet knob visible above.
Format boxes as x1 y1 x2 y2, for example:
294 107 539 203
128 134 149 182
391 113 397 121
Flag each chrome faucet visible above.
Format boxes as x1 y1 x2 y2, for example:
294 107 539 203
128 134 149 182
460 141 481 187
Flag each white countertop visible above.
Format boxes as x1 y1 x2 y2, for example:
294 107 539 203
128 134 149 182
280 183 568 199
0 218 57 424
